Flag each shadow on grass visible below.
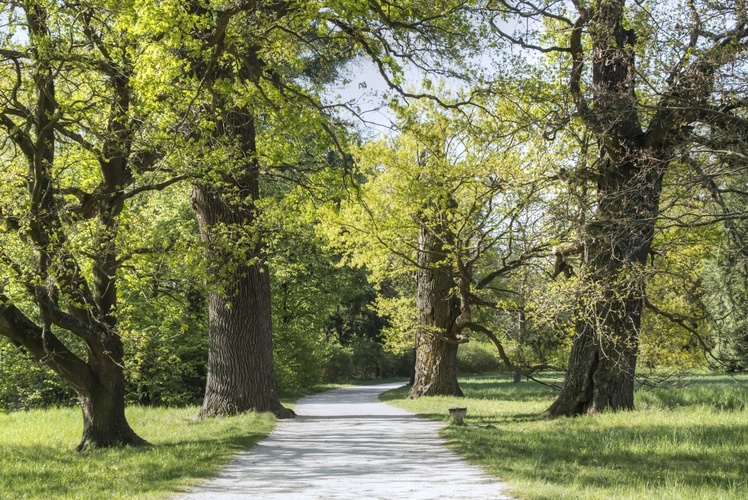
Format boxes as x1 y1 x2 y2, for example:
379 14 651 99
444 421 747 494
0 428 270 498
385 374 748 498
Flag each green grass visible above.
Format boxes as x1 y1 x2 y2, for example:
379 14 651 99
0 406 274 499
382 373 748 500
0 381 369 499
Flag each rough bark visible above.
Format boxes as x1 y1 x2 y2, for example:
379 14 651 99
409 222 463 398
76 359 147 451
192 106 292 419
192 181 291 418
0 295 146 450
176 2 292 419
545 142 666 416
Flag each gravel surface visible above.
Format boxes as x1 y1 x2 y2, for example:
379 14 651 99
176 382 513 499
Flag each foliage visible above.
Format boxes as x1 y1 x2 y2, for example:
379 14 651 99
323 337 411 382
456 341 501 374
323 342 355 383
323 97 559 381
0 338 76 411
384 373 748 500
702 259 748 372
118 185 209 407
0 0 746 428
265 186 396 391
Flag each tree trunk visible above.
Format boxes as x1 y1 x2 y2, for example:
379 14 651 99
77 357 147 451
409 223 463 398
0 296 147 450
191 109 292 419
545 0 671 417
192 183 292 418
544 154 664 417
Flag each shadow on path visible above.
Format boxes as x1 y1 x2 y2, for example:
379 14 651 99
176 382 512 499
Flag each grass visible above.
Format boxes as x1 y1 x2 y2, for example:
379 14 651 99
3 376 744 499
0 382 352 499
382 372 748 500
0 406 274 499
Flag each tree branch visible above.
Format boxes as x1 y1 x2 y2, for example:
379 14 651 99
122 174 189 200
0 293 93 392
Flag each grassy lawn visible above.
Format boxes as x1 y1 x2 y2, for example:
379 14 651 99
382 373 748 500
0 383 347 499
0 406 273 499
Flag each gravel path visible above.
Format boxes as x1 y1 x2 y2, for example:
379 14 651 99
177 382 513 499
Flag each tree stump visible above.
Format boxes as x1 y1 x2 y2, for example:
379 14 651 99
448 406 467 425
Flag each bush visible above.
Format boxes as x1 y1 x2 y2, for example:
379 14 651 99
349 336 408 379
323 337 411 382
457 341 501 374
273 322 327 392
124 324 208 407
0 339 76 411
324 342 354 382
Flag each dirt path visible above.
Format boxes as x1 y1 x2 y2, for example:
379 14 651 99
177 382 513 499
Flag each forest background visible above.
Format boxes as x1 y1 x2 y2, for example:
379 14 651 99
1 0 747 449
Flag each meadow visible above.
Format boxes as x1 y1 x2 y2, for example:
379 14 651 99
1 375 746 499
383 373 748 500
0 406 272 499
0 385 341 499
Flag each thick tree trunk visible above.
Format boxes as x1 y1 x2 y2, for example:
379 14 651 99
544 317 638 416
1 296 146 450
207 251 286 411
410 333 462 398
193 183 292 418
76 358 147 451
545 155 664 417
409 223 463 398
545 0 674 417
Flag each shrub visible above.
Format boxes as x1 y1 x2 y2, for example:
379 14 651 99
323 337 411 382
124 324 207 407
457 341 501 374
0 339 76 411
324 342 354 382
273 322 326 392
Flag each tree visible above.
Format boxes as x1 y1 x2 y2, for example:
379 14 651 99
0 0 180 449
410 148 464 397
487 0 748 415
326 98 553 397
135 0 482 415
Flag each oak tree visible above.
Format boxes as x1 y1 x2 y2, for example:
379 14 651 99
487 0 748 415
0 0 180 449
